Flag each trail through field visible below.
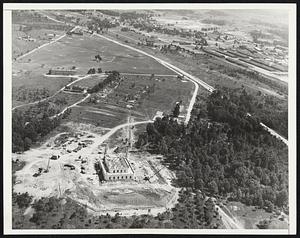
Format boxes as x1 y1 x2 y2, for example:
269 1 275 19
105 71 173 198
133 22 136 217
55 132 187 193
12 73 104 111
87 119 153 151
120 72 177 77
15 26 78 61
93 32 288 146
37 11 66 24
49 93 91 119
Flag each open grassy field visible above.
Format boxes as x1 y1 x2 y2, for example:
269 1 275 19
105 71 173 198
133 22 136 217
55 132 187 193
225 201 288 229
70 74 194 128
104 28 288 97
12 76 74 107
67 105 139 128
12 24 65 59
12 33 173 106
71 74 107 89
13 90 86 117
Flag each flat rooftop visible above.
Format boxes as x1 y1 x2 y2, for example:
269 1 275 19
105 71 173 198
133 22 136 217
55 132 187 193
104 155 130 173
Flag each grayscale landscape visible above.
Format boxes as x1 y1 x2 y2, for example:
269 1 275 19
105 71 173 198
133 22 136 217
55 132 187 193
11 9 289 230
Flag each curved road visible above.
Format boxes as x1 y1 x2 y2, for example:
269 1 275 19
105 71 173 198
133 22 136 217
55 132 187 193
49 93 91 119
12 73 103 111
93 32 288 146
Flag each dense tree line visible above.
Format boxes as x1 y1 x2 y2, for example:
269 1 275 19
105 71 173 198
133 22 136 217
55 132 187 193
13 87 50 103
136 88 288 212
202 18 227 26
87 71 120 94
13 188 221 229
12 103 65 152
120 12 150 21
87 17 118 32
97 10 120 17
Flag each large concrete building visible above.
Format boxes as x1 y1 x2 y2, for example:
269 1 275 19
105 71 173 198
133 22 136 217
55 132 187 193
99 153 134 181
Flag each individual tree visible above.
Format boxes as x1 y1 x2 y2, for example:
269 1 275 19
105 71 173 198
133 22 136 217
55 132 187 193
173 103 180 117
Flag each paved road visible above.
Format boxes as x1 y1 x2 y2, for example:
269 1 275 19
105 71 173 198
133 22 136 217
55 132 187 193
93 32 288 145
94 33 213 126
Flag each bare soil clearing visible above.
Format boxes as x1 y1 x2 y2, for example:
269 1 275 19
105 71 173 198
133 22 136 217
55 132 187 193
13 121 179 217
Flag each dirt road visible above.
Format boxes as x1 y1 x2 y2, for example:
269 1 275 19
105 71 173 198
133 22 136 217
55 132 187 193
49 93 91 119
37 11 66 24
12 73 104 111
15 26 78 61
80 119 153 154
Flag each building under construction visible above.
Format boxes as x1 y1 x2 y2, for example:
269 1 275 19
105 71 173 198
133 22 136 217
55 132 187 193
99 153 134 181
98 114 135 181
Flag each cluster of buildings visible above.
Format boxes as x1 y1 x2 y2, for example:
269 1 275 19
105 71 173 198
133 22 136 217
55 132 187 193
17 35 36 42
64 85 86 93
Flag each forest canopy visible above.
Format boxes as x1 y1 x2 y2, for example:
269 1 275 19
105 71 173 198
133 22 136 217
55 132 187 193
136 87 288 211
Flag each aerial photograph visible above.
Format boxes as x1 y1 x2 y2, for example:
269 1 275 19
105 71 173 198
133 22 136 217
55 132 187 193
9 6 291 231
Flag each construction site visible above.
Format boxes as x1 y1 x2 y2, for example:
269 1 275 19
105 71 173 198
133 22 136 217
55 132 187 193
13 117 179 217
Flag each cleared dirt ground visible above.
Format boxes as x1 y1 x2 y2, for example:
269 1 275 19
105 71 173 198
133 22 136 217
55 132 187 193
13 121 179 217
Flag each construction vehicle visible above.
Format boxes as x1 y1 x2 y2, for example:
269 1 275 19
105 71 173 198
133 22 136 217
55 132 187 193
64 164 75 170
50 155 60 160
33 167 44 177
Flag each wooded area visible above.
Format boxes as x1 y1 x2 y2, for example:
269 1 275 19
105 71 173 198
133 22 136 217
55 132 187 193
136 87 288 212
